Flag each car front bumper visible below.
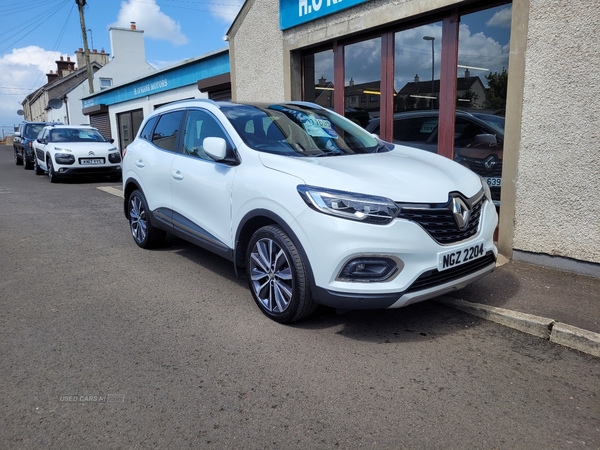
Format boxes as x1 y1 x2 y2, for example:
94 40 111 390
54 165 122 177
291 198 499 310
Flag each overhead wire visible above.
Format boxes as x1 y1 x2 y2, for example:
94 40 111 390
0 0 72 54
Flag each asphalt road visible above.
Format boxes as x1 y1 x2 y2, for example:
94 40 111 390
1 144 598 449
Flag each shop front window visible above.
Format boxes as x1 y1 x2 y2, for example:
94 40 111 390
344 37 381 128
300 2 510 165
303 49 334 108
394 22 442 113
455 4 512 208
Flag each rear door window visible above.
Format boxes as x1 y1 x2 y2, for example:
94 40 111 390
152 111 184 152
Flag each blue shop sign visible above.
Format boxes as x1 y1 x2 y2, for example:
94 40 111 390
280 0 369 30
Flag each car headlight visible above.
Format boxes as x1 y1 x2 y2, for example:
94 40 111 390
480 176 492 202
54 153 75 165
297 185 399 225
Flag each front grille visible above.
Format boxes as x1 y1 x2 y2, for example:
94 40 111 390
464 159 503 177
407 252 496 293
396 193 485 245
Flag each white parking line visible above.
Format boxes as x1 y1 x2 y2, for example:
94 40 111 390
97 186 124 198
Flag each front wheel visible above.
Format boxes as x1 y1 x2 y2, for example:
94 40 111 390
246 225 316 323
128 190 165 249
47 157 58 183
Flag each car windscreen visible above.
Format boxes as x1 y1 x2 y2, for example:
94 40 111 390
25 124 45 139
222 104 387 156
50 129 107 143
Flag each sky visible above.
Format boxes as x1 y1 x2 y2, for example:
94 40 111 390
0 0 244 136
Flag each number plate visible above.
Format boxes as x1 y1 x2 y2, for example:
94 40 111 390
485 177 502 187
80 158 104 165
438 241 485 271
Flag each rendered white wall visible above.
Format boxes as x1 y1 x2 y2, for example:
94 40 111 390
513 0 600 263
92 27 155 93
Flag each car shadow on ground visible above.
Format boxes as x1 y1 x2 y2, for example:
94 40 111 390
51 175 121 185
157 235 524 344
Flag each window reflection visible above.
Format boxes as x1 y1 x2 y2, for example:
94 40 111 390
303 50 334 108
394 23 442 112
344 37 381 128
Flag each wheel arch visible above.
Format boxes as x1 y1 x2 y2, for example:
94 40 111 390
123 177 142 219
234 209 320 303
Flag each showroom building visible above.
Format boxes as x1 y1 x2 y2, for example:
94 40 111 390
80 48 230 152
226 0 600 275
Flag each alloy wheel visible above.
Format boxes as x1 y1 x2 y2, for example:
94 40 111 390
129 195 147 244
248 237 294 314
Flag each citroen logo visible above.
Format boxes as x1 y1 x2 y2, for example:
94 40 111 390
88 151 95 156
484 155 497 172
451 197 470 230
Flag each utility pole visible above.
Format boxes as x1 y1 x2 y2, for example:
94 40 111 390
76 0 94 94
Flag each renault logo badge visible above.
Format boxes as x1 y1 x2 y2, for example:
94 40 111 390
484 155 497 172
451 197 470 230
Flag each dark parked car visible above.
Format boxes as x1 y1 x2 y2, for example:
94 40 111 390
366 110 504 207
14 121 55 169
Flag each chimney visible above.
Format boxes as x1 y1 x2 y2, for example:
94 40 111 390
465 68 470 79
318 76 326 87
55 56 72 77
46 70 59 84
414 74 420 83
76 48 85 68
349 78 354 86
130 22 136 30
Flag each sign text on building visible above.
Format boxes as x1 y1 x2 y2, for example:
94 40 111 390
279 0 369 30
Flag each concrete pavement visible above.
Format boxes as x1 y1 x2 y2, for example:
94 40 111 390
437 255 600 357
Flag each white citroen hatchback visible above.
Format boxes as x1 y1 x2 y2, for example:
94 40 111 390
123 100 498 323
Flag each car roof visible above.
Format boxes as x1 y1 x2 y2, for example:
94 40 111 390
152 98 328 114
43 125 96 130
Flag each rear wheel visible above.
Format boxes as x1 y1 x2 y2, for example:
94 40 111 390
128 190 165 249
246 225 316 323
14 148 22 165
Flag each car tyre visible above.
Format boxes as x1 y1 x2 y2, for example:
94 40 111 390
128 190 165 249
33 157 44 175
23 154 32 170
246 225 316 323
14 149 22 165
47 157 59 183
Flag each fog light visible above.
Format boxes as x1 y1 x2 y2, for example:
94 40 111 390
337 257 401 282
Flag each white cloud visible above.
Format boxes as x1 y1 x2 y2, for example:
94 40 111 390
487 7 512 28
0 46 73 130
110 0 188 45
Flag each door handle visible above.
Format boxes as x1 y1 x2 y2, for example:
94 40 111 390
171 170 184 181
135 159 145 168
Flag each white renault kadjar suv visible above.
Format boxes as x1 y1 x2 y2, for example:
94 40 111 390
123 100 498 323
33 125 122 182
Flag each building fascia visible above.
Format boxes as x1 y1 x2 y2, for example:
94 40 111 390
81 48 230 109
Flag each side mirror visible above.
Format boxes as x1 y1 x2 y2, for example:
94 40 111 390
37 138 43 143
474 134 498 145
109 138 115 144
15 132 21 138
203 137 227 161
